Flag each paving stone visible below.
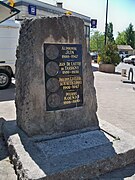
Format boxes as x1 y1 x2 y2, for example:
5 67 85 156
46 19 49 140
0 137 17 180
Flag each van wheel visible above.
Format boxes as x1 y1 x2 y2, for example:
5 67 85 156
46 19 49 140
0 69 11 90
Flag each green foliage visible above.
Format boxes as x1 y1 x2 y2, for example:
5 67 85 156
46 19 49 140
98 43 120 65
125 23 135 48
115 24 135 48
90 31 104 52
115 31 126 45
106 22 115 43
90 23 115 52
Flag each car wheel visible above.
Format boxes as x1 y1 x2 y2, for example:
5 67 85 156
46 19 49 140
0 69 11 90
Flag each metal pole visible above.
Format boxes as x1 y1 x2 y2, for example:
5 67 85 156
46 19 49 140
104 0 108 45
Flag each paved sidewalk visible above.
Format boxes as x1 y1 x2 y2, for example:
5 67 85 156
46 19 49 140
0 82 17 180
93 64 135 179
0 136 17 180
93 67 135 136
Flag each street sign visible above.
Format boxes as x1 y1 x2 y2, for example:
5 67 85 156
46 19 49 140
28 4 36 16
0 1 20 23
91 19 97 28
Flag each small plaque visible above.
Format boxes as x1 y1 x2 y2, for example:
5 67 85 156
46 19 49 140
44 43 83 111
46 61 59 76
47 93 61 108
46 78 60 93
45 45 59 60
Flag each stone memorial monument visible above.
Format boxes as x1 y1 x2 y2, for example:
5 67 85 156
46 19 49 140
3 15 135 179
16 16 99 137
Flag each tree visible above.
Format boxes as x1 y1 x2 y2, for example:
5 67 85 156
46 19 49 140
115 24 135 48
115 31 126 45
98 42 120 65
106 22 114 43
90 31 104 52
125 23 135 48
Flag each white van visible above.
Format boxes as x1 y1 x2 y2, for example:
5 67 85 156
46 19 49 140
0 19 20 89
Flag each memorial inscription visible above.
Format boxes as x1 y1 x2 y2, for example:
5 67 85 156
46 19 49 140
16 16 99 137
44 43 83 111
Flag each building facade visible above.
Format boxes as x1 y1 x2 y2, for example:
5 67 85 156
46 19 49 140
4 0 91 50
117 45 133 57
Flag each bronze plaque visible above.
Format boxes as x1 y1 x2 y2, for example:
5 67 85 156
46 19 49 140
44 43 83 111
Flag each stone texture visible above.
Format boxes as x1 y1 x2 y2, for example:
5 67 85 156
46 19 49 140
2 120 135 180
15 16 98 137
0 107 16 179
0 132 17 180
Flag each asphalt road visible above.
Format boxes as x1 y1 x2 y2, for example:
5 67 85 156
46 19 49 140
0 80 16 121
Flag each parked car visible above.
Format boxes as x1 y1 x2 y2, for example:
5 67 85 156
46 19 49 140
90 52 98 62
131 57 135 65
0 19 20 89
123 55 135 65
119 53 129 61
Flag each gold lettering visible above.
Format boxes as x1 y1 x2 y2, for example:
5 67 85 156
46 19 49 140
66 62 70 66
71 55 78 58
61 67 64 71
70 62 81 66
62 71 70 74
62 55 70 58
59 62 65 66
65 50 75 55
66 92 77 96
62 46 77 51
64 101 71 105
72 85 79 89
65 66 79 70
63 86 71 90
72 99 80 103
63 91 80 105
71 70 79 74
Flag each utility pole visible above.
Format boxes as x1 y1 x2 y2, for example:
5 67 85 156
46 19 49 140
104 0 108 45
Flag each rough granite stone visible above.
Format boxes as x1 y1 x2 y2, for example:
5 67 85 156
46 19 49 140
15 16 99 137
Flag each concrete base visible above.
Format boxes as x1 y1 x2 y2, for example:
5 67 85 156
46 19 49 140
2 120 135 180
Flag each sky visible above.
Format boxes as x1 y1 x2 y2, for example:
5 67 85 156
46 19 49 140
39 0 135 38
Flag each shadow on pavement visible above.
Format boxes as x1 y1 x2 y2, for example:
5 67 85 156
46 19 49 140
114 71 121 75
0 83 15 102
0 137 8 161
